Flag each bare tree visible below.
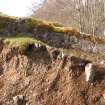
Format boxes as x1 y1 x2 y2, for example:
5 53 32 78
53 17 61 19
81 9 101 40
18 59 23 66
32 0 105 36
71 0 105 35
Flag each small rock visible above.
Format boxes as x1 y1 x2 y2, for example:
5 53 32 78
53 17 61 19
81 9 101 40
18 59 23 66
35 43 39 48
100 94 105 105
61 52 65 59
13 95 27 105
59 55 68 69
103 94 105 100
85 63 95 83
100 60 105 65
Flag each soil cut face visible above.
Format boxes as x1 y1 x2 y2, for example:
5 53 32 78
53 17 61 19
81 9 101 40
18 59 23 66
0 43 105 105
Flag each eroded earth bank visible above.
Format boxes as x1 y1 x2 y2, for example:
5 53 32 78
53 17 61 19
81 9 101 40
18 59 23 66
0 40 105 105
0 14 105 105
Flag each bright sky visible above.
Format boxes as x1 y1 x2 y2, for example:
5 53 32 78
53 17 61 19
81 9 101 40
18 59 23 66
0 0 44 17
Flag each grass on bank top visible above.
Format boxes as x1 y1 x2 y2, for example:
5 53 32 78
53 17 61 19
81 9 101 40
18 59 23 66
2 35 105 62
4 37 35 46
4 36 46 46
3 35 47 52
3 35 51 53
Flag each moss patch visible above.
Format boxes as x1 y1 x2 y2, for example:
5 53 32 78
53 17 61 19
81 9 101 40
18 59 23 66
0 23 8 29
26 18 63 29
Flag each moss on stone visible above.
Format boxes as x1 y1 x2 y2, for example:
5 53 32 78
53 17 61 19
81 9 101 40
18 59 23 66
53 27 66 33
26 18 43 28
1 14 105 45
26 18 63 30
0 23 8 29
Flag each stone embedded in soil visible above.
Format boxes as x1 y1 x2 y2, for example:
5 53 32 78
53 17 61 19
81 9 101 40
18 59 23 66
85 63 96 82
13 95 27 105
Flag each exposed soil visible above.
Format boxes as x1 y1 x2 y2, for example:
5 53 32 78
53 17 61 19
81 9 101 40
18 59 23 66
0 43 105 105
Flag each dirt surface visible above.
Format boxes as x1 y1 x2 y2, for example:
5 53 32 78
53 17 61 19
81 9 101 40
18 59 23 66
0 43 105 105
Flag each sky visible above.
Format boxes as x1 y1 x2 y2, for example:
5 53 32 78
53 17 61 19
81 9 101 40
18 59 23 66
0 0 44 17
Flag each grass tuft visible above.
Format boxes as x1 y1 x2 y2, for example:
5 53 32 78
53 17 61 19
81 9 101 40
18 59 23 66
3 35 46 53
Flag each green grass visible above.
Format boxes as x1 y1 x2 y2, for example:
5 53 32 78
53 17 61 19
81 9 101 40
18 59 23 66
4 37 35 46
53 27 66 33
3 35 46 53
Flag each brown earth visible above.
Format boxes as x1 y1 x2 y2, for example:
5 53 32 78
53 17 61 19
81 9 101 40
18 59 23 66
0 41 105 105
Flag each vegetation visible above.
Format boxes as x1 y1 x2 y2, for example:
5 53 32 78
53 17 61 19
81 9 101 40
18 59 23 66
1 14 105 48
3 35 44 53
26 17 63 29
63 47 105 62
3 35 103 61
0 23 8 29
0 13 18 20
33 0 105 36
24 16 105 45
4 36 35 46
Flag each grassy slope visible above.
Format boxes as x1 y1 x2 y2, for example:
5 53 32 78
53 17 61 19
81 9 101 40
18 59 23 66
3 35 48 53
